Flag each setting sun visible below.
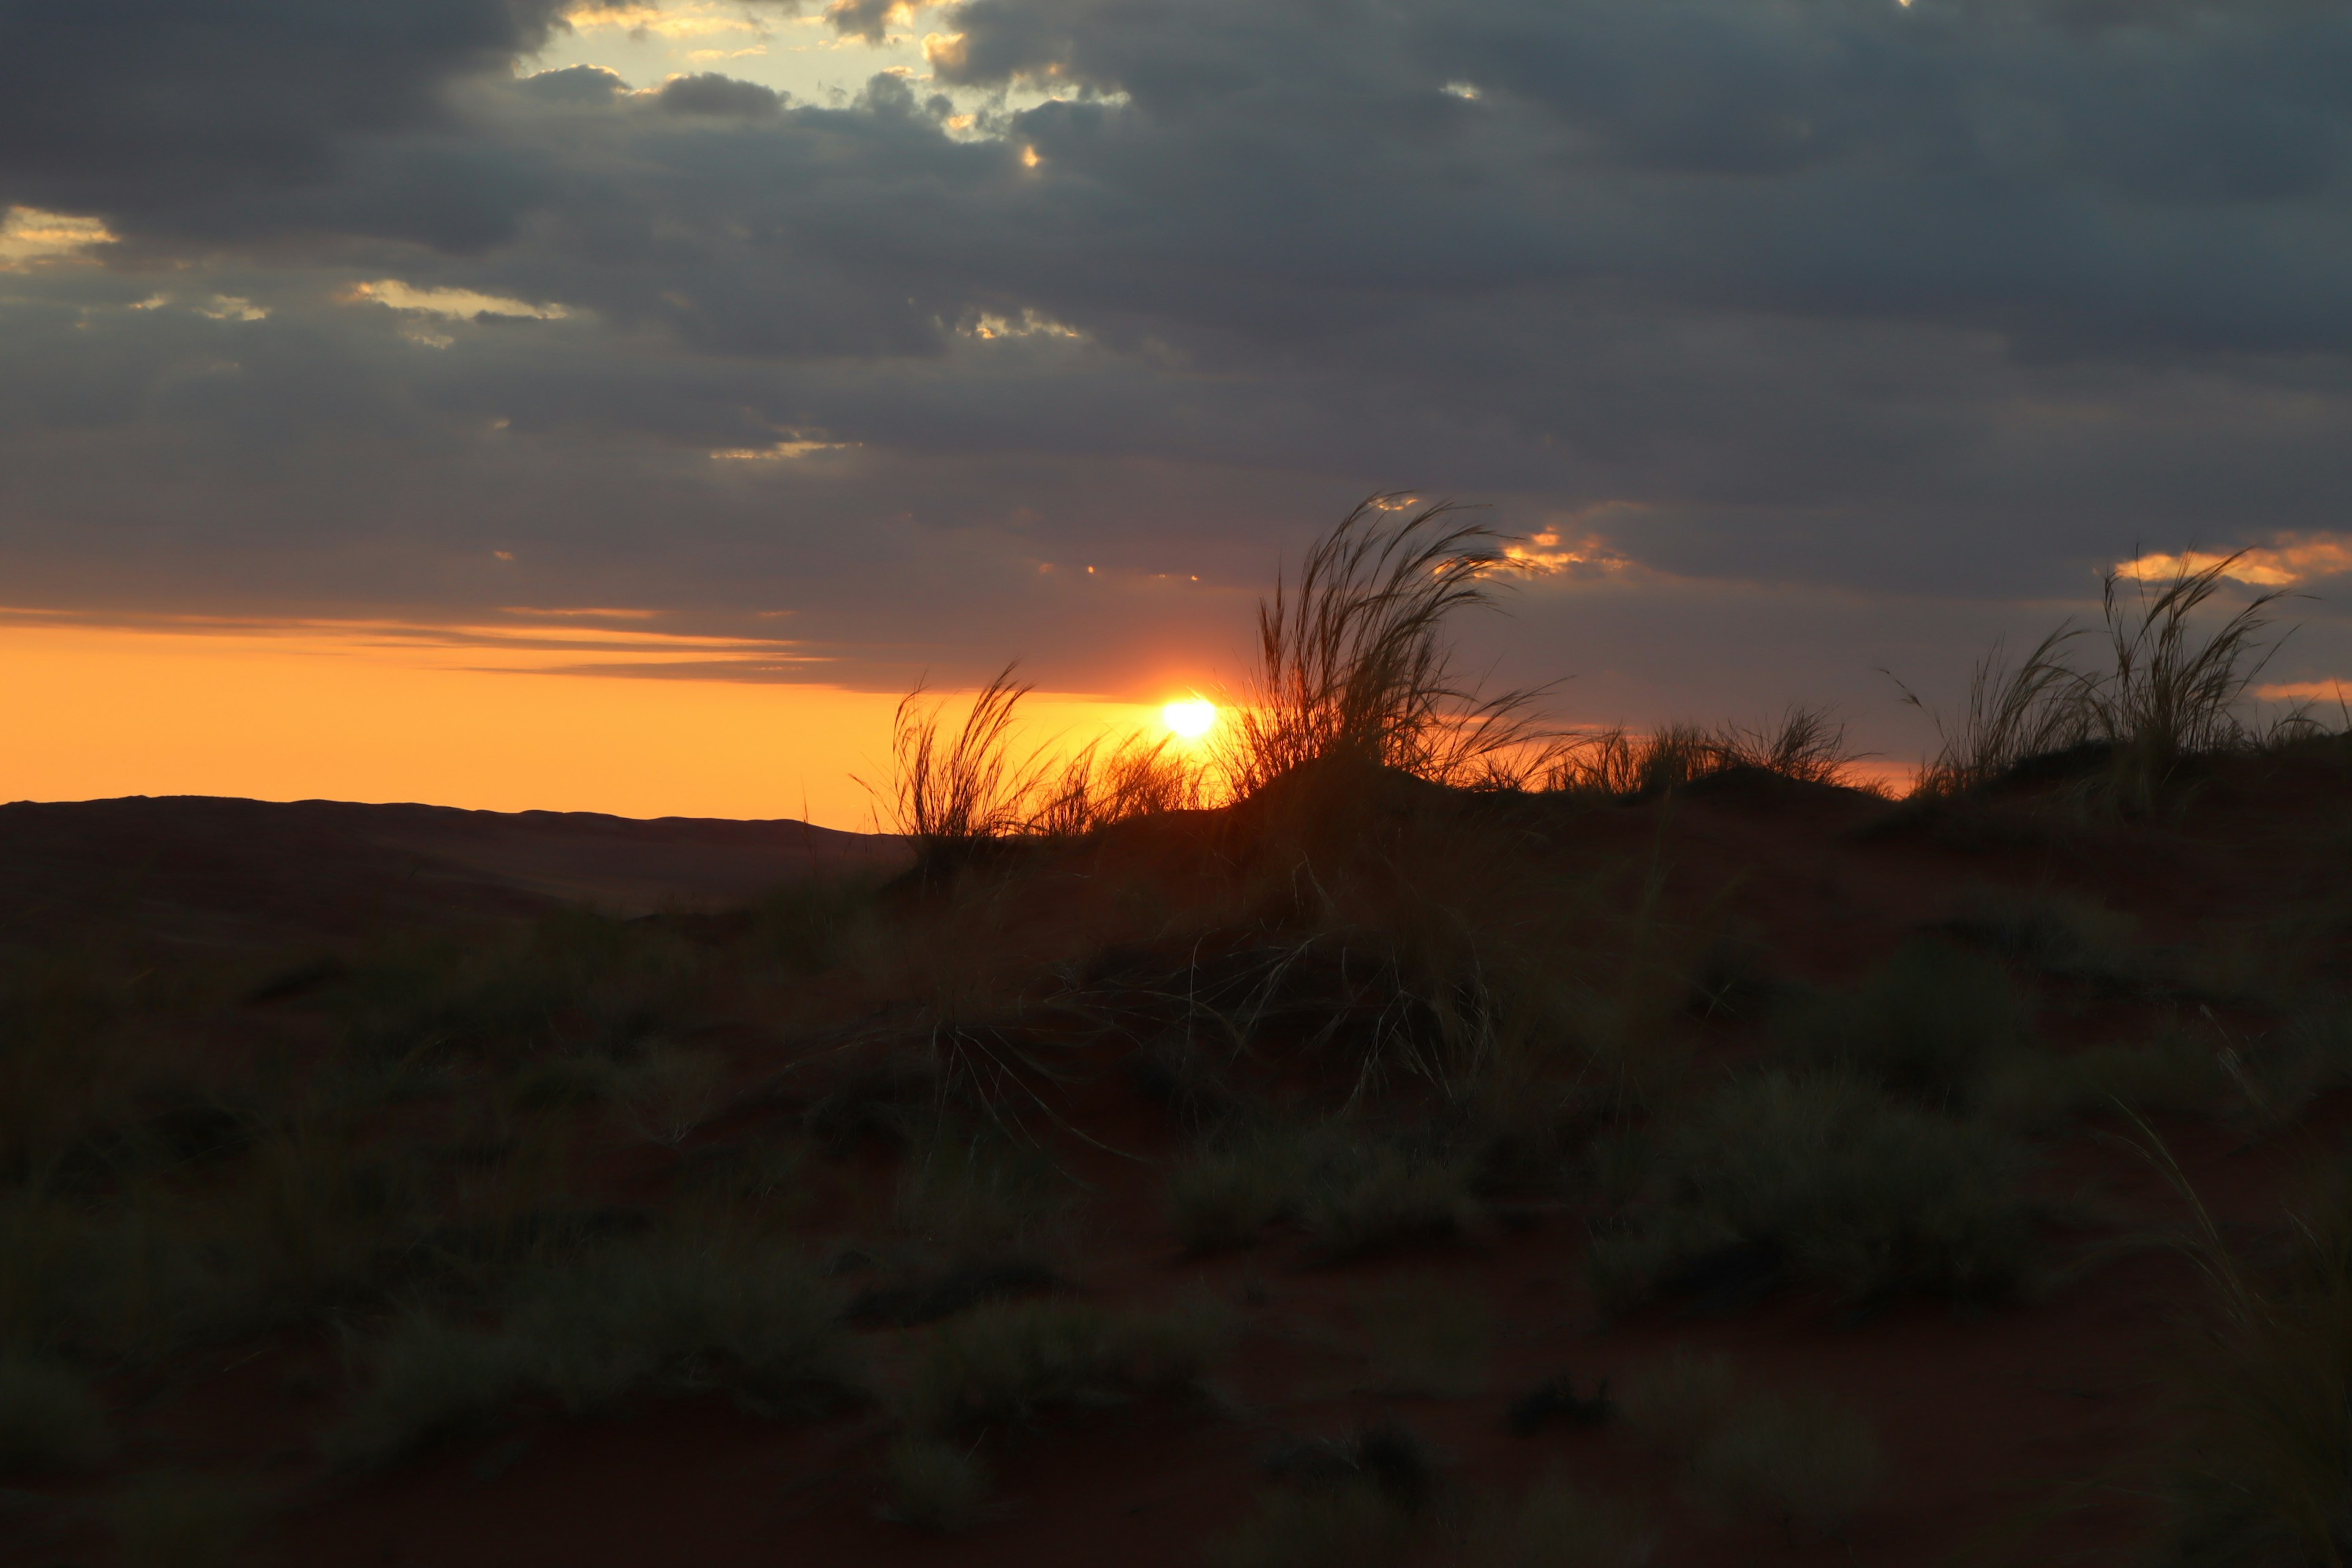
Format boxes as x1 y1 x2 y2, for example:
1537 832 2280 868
1162 697 1217 739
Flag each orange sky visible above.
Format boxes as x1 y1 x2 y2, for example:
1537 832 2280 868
0 616 1172 830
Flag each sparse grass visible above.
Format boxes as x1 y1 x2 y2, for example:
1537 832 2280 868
0 1354 107 1472
1294 1134 1483 1259
881 1434 991 1532
1167 1128 1307 1252
1164 1120 1483 1259
1692 1387 1883 1535
905 1297 1229 1436
1905 551 2292 800
1619 1351 1740 1458
894 1123 1072 1263
330 1233 854 1466
1985 1027 2223 1127
1774 938 2029 1106
2133 1127 2352 1567
109 1471 266 1568
1591 1070 2032 1309
1545 705 1861 800
1359 1278 1489 1397
1211 1484 1412 1568
1446 1472 1648 1568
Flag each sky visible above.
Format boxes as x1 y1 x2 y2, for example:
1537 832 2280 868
2 0 2350 825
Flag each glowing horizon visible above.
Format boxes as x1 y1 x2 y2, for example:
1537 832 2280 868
0 617 1170 832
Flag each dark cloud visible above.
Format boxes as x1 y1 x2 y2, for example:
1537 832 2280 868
658 73 784 117
0 0 568 232
2 0 2351 739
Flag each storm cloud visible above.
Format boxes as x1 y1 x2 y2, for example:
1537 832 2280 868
1 0 2348 728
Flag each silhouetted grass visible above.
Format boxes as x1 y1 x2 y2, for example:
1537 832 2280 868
1219 496 1555 797
1544 705 1861 801
1905 551 2294 799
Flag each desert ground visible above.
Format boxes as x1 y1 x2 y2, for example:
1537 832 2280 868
2 513 2346 1568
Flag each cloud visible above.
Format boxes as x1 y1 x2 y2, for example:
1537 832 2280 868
0 206 113 270
348 280 571 321
2119 536 2352 588
658 72 785 116
0 0 570 233
1 0 2351 748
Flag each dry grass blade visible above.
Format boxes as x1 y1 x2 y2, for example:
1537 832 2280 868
2090 553 2288 765
1902 627 2092 796
1221 496 1554 794
879 663 1046 851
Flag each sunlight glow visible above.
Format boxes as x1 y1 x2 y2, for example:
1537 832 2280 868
2117 536 2352 589
1163 698 1217 740
0 206 115 271
348 280 570 322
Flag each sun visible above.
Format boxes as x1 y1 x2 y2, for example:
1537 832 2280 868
1161 698 1217 740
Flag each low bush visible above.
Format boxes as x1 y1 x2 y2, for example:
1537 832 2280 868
1295 1136 1483 1260
1590 1070 2032 1308
330 1235 854 1467
1359 1278 1490 1398
1446 1473 1648 1568
1617 1351 1738 1458
1774 938 2027 1106
905 1297 1227 1436
0 1354 108 1472
880 1435 990 1532
1211 1485 1411 1568
110 1471 267 1568
1166 1129 1306 1252
1692 1388 1883 1535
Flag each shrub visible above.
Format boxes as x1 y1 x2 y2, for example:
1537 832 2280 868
1985 1028 2222 1127
0 1354 107 1472
1618 1351 1738 1458
1166 1131 1305 1252
894 1126 1071 1262
905 1297 1227 1436
1593 1071 2032 1307
2139 1131 2352 1567
1359 1278 1490 1398
1211 1485 1412 1568
330 1235 854 1467
880 1436 990 1532
1295 1137 1482 1260
110 1472 266 1568
1776 939 2027 1106
1446 1473 1648 1568
1692 1389 1883 1534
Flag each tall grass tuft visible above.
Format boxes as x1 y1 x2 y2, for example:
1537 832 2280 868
1909 551 2290 795
2131 1121 2352 1567
1221 496 1552 796
882 664 1048 858
1545 706 1861 799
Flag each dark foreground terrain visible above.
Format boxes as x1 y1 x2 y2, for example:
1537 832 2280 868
1 749 2350 1568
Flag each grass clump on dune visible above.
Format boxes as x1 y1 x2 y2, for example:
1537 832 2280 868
1905 551 2292 802
2143 1136 2352 1568
1221 496 1554 797
1589 1070 2032 1310
904 1295 1229 1436
1164 1121 1483 1259
1774 938 2029 1107
330 1234 855 1467
0 1354 108 1473
1622 1353 1882 1536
